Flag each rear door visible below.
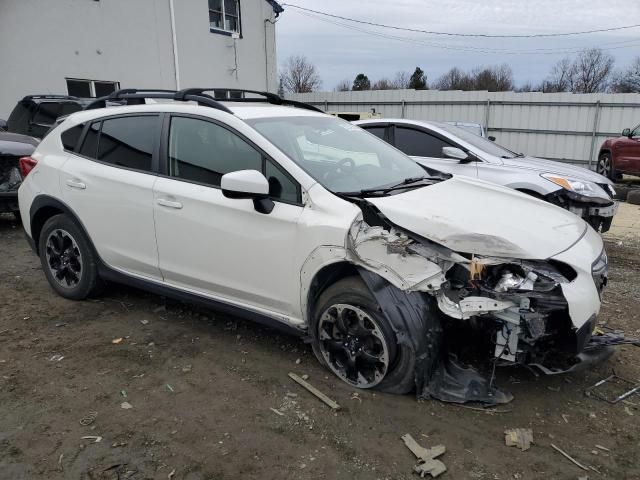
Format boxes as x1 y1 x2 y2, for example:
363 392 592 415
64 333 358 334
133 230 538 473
152 114 303 317
617 124 640 175
390 125 479 177
60 114 162 280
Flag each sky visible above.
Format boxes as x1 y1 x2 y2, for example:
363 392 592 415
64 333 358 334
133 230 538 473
275 0 640 90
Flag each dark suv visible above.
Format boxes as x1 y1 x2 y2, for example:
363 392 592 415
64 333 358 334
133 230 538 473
6 95 89 139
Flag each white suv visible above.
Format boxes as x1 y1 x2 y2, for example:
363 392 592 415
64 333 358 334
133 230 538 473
18 89 610 402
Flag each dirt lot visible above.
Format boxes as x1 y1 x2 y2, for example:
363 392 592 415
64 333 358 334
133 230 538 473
1 205 639 480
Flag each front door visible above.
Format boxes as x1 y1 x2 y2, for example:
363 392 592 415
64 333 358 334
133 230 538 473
153 115 304 318
617 124 640 175
391 126 479 177
60 114 162 280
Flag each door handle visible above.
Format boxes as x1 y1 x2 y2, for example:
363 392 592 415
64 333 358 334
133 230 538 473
157 198 183 209
66 179 86 190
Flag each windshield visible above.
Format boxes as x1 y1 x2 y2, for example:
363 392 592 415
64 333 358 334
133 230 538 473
436 122 519 158
248 116 429 193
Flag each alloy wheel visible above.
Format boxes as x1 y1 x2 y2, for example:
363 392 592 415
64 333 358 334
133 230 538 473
318 303 390 388
598 156 611 177
45 229 83 288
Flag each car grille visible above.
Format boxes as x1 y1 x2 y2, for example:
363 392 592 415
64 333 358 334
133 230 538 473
591 248 608 299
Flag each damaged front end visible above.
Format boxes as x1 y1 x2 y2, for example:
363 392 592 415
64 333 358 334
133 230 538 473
545 187 617 233
346 206 610 404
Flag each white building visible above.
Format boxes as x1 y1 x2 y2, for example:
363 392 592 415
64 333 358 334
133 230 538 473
0 0 283 116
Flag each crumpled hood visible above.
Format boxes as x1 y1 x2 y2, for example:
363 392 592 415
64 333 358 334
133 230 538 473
500 156 612 185
367 175 587 259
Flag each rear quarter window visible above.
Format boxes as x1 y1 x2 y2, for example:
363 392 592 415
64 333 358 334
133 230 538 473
61 124 85 151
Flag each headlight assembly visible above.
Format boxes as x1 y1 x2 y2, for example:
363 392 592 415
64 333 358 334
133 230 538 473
541 174 608 199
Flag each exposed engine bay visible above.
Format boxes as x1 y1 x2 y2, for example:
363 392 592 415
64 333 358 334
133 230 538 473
344 200 622 404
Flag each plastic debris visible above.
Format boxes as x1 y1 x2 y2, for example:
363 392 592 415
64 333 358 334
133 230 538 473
112 338 124 345
120 402 133 409
81 436 102 443
48 354 64 362
504 428 534 451
401 433 447 478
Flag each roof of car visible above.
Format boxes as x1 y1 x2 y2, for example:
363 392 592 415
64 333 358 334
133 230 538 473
65 101 327 125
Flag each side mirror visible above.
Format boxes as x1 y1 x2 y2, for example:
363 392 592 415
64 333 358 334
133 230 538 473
442 146 470 162
622 128 631 137
221 169 274 214
488 135 496 142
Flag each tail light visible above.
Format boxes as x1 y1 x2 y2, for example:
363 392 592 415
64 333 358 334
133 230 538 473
19 156 38 178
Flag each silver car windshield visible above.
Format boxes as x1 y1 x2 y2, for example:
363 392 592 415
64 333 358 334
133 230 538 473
248 116 430 194
436 122 519 158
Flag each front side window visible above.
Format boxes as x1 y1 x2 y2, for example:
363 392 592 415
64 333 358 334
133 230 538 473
209 0 240 34
248 116 428 194
395 127 452 158
168 117 299 202
169 117 261 187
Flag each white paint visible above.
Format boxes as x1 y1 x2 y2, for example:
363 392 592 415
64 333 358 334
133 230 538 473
0 0 280 116
367 175 588 259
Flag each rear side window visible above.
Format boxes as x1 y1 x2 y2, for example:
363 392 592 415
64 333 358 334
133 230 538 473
395 127 452 158
7 102 31 132
79 122 100 158
96 116 158 171
363 126 386 140
61 124 85 151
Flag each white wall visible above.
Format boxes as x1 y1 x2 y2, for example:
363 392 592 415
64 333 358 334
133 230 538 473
287 90 640 167
0 0 279 117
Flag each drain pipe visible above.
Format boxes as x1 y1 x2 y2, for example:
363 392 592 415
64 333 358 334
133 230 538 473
169 0 180 89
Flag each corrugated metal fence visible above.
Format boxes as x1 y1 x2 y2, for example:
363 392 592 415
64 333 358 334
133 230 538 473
286 90 640 168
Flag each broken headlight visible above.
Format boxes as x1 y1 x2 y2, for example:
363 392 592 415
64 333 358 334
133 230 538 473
541 173 609 199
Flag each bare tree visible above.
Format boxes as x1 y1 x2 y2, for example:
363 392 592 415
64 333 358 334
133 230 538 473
433 67 473 90
544 49 614 93
543 57 574 92
472 64 514 91
334 79 351 92
611 56 640 93
372 78 394 90
572 48 614 93
279 55 322 93
391 71 411 89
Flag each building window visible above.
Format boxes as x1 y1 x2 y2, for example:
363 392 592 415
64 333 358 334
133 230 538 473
209 0 240 35
66 78 120 98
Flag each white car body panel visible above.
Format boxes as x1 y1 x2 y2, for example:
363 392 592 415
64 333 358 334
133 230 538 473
367 175 586 259
17 100 610 381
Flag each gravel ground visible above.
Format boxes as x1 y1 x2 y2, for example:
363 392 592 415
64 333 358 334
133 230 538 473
0 208 639 480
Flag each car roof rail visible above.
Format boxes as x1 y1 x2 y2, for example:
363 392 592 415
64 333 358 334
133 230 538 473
84 88 234 114
22 94 80 101
176 88 324 113
82 88 322 114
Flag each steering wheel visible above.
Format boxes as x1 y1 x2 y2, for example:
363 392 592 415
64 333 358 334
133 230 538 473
324 158 356 181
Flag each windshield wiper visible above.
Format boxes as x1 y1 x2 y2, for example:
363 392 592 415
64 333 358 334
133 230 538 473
339 176 434 197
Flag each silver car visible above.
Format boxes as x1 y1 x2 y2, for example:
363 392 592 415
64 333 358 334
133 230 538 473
355 119 618 232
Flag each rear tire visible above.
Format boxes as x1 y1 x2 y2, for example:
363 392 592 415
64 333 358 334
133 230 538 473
311 276 421 394
38 214 101 300
596 153 615 180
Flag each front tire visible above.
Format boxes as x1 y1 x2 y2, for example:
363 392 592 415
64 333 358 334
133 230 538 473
38 214 101 300
311 276 425 394
596 153 615 180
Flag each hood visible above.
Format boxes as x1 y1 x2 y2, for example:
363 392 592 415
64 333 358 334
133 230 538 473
367 175 587 259
500 156 612 185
